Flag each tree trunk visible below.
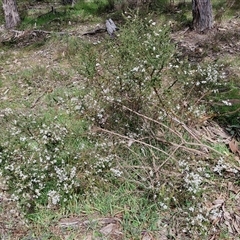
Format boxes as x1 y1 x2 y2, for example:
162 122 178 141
192 0 213 32
2 0 20 29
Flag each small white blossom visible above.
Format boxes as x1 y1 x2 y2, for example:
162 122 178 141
110 168 123 177
222 100 232 106
47 190 60 205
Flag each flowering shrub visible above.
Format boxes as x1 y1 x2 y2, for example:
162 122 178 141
67 12 233 203
71 13 175 133
0 109 126 212
0 113 81 211
179 61 225 91
69 13 231 130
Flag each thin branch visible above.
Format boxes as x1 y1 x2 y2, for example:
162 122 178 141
83 28 107 36
120 104 224 155
171 116 224 155
30 91 46 108
95 127 176 160
155 142 183 172
121 104 183 139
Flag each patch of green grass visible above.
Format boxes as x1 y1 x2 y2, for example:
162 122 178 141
19 0 112 30
20 10 69 30
26 183 161 239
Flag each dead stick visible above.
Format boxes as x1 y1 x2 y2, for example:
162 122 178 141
31 92 46 108
121 105 183 139
95 127 176 160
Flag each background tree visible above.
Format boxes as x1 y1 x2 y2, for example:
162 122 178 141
2 0 21 29
192 0 213 32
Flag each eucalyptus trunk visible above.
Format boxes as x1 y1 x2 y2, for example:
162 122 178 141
192 0 213 32
2 0 20 29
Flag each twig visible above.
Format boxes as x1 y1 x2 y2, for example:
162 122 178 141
216 107 240 116
10 29 69 36
155 142 183 172
95 127 176 160
171 116 225 155
30 91 46 108
171 116 202 143
123 165 153 170
149 148 160 182
171 142 205 155
59 217 121 228
121 104 183 139
182 27 190 35
121 104 224 155
82 28 107 36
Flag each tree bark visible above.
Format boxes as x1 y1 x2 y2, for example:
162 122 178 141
192 0 213 32
2 0 21 29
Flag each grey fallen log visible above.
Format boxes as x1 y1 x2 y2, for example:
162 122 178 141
106 19 118 37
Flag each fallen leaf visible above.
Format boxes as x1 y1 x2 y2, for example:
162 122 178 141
59 217 80 228
212 217 221 225
209 235 217 240
229 139 239 154
213 198 225 206
100 223 116 235
223 210 231 221
228 182 239 194
235 156 240 162
235 214 240 223
232 219 240 234
225 220 234 234
142 232 153 240
128 139 134 147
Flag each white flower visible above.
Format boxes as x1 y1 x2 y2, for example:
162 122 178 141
132 67 139 72
184 172 203 193
48 190 60 205
213 157 226 175
159 202 168 210
222 100 232 106
70 166 76 179
110 168 122 177
189 207 194 212
20 136 26 142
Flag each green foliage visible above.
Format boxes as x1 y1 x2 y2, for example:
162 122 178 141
21 10 69 30
181 62 240 126
19 0 112 29
71 13 175 132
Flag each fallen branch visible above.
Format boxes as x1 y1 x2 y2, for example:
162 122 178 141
10 29 69 36
82 27 107 36
59 217 121 228
121 104 183 139
120 104 224 155
31 91 46 108
83 19 118 36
